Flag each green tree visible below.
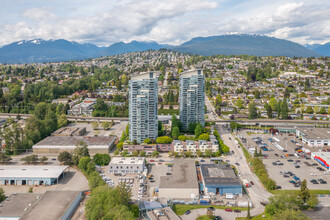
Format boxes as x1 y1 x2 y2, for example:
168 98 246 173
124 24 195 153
306 106 314 114
117 142 124 150
188 122 197 134
273 209 308 220
269 97 277 110
282 98 289 119
0 188 6 202
120 131 127 142
235 98 244 109
78 156 91 172
194 123 204 139
178 135 187 141
319 107 326 114
0 153 12 164
247 203 251 219
156 136 173 144
196 150 203 157
72 141 90 165
284 87 290 98
276 100 282 119
85 185 134 220
172 127 180 140
254 146 258 157
101 121 110 130
91 122 99 130
222 145 230 154
143 138 151 144
151 150 159 157
58 151 72 165
248 102 258 119
265 102 273 118
132 150 139 157
307 193 318 209
88 171 106 189
57 114 68 128
204 149 212 157
93 153 111 166
299 179 310 204
40 156 48 164
198 133 210 141
34 102 48 120
139 151 146 157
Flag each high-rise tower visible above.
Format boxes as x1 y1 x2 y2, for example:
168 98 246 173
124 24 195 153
129 72 158 143
179 69 205 130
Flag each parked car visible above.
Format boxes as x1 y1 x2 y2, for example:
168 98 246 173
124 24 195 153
185 210 191 215
225 208 232 212
234 209 241 213
207 207 215 211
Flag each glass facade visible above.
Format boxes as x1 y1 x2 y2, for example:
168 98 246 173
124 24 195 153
129 72 158 143
179 69 205 130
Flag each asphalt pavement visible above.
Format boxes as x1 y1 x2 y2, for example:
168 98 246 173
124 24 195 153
215 123 273 217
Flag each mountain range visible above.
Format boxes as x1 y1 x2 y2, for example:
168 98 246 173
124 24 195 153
305 43 330 57
0 35 327 64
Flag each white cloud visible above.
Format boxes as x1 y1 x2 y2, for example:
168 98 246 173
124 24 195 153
0 0 329 46
23 7 57 21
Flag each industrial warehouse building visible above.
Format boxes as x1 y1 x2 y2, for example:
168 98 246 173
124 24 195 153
33 136 116 154
159 159 199 200
296 128 330 147
0 166 68 186
311 152 330 171
0 191 83 220
200 164 242 196
109 157 146 174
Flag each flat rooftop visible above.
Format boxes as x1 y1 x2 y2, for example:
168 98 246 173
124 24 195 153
110 157 145 165
0 193 42 218
131 71 158 80
180 69 203 78
52 127 86 136
0 166 68 179
33 136 116 149
20 191 81 220
159 159 198 189
200 164 241 186
298 128 330 140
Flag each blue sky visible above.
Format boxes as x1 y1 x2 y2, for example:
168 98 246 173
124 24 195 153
0 0 329 46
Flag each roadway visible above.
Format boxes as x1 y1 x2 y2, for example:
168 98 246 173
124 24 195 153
0 113 329 124
215 124 273 217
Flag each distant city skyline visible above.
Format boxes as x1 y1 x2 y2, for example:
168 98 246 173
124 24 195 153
0 0 329 47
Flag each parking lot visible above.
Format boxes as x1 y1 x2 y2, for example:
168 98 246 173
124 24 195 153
238 130 329 190
100 168 149 200
147 161 173 202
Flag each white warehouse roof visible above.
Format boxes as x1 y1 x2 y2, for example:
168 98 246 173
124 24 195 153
0 166 68 179
110 157 145 165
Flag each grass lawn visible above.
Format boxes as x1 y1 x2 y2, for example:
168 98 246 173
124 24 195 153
236 213 272 220
196 215 213 220
172 204 247 215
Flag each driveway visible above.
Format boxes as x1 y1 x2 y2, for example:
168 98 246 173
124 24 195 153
215 123 273 217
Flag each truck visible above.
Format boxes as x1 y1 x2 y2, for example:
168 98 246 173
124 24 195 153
226 193 235 199
243 179 250 187
273 137 280 142
273 143 284 151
